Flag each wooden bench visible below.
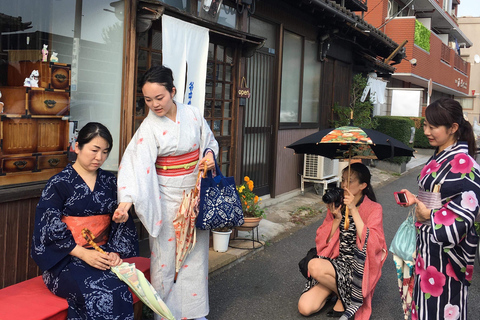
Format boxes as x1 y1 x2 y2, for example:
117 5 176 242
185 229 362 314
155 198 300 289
0 257 150 320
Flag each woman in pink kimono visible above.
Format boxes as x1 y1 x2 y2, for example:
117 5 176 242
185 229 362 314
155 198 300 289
298 163 387 320
115 66 218 320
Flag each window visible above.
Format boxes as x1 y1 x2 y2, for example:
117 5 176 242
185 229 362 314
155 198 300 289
280 31 321 125
0 0 125 186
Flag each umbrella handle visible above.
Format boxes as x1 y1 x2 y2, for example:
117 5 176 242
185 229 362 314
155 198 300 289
81 228 106 254
344 207 350 230
193 162 208 198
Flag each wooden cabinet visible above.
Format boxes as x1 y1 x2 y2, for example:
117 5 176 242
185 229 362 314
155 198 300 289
0 61 71 186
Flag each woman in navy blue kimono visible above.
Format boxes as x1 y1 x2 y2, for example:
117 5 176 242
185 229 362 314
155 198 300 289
31 122 139 320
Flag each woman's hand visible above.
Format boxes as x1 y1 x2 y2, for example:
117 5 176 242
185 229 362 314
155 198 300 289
199 151 215 171
107 252 123 267
400 189 417 207
70 246 113 270
327 203 342 220
415 199 431 223
113 202 132 223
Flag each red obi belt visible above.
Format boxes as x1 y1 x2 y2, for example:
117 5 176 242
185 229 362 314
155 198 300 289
61 214 110 248
156 149 200 176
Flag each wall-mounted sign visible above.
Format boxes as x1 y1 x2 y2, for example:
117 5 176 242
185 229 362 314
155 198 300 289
455 78 468 89
237 77 251 98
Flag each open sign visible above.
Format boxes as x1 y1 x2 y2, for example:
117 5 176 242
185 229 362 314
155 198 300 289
237 77 251 98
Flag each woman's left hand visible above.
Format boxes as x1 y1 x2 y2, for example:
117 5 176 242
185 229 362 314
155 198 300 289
199 151 215 171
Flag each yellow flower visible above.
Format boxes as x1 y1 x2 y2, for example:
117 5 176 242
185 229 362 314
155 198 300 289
239 185 245 193
244 176 250 182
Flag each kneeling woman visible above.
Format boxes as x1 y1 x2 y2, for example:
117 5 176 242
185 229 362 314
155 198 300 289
31 122 139 319
298 163 387 320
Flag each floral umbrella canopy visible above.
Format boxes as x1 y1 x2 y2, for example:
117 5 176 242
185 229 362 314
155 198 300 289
287 126 414 160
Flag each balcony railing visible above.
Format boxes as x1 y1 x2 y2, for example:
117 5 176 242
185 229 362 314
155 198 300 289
441 43 450 65
454 54 468 74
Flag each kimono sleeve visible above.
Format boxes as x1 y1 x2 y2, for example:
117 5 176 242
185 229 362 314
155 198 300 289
31 178 76 272
431 165 480 246
315 210 340 258
117 120 163 238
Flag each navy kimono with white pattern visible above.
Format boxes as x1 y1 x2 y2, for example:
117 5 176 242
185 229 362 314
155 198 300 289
31 164 139 320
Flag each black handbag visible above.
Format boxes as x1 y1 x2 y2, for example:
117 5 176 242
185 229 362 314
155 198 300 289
298 247 318 279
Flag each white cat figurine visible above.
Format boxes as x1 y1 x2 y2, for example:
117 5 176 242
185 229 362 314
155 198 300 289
24 70 40 87
50 52 58 62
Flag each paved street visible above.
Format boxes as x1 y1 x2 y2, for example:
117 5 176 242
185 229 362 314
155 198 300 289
208 166 480 319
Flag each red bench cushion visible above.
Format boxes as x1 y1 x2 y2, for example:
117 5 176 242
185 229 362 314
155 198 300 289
0 257 150 320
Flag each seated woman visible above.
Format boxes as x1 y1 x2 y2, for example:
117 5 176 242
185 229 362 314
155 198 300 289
31 122 139 320
298 163 387 320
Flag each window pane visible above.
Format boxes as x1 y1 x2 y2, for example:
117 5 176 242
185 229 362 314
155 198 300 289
217 46 224 62
215 83 223 99
214 101 222 117
224 102 231 117
224 83 231 100
280 31 302 122
152 53 162 67
138 32 148 48
152 30 162 50
217 64 224 81
206 81 213 98
160 0 191 12
225 65 232 81
223 119 231 136
249 17 276 51
138 50 148 71
301 40 321 123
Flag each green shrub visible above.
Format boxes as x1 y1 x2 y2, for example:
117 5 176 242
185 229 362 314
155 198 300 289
374 116 415 164
415 20 431 52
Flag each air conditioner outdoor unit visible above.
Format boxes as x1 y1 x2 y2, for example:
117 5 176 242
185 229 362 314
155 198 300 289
301 154 340 195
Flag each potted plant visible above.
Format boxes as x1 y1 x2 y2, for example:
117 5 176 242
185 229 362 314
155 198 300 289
236 176 265 229
211 226 232 252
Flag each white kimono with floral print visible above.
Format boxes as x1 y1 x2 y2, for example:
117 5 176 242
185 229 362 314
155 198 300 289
118 102 218 320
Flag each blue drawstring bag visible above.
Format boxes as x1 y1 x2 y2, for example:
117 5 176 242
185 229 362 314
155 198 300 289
389 209 416 262
196 149 244 230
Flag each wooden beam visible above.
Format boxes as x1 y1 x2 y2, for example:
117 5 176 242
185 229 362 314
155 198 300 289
384 39 408 64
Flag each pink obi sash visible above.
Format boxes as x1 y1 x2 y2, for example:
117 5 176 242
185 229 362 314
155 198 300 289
156 149 200 176
61 214 110 248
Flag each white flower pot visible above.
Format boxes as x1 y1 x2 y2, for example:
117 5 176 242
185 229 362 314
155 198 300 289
212 230 232 252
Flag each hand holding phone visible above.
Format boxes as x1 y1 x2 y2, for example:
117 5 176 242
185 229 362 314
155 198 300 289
394 191 408 205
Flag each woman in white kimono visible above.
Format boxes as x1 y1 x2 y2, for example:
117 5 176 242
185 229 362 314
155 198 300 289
115 66 218 320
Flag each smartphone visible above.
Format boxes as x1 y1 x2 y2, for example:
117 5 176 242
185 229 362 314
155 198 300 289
394 191 408 205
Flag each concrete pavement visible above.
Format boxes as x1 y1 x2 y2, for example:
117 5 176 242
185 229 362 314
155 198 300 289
208 148 432 275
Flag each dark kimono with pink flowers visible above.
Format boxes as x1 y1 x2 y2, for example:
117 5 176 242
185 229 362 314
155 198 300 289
412 142 480 320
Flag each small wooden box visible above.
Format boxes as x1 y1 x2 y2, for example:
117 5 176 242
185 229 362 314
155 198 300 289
36 118 69 153
0 87 28 115
1 118 38 154
1 156 36 173
28 88 70 116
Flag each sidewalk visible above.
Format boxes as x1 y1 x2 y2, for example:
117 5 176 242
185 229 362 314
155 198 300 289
208 148 432 274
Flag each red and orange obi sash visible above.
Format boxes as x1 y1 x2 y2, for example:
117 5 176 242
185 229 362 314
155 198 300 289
156 149 200 176
61 214 110 248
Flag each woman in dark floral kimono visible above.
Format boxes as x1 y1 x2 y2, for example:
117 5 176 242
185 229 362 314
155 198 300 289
402 98 480 320
31 122 139 320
